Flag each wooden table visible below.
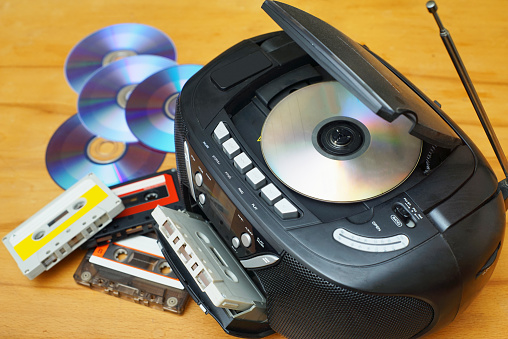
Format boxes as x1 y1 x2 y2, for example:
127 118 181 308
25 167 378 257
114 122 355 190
1 0 507 337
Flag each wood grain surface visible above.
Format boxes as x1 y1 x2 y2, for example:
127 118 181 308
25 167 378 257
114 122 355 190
1 1 507 338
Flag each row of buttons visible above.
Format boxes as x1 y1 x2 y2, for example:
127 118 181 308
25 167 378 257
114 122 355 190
212 122 299 220
193 171 252 249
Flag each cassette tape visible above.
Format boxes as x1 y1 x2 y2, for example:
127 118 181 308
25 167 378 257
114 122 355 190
83 169 184 249
2 173 124 280
74 235 189 313
152 206 266 321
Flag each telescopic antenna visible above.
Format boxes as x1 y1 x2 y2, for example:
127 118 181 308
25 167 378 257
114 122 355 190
426 1 508 179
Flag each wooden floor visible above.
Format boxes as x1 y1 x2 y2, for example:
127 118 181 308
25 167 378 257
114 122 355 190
1 1 507 338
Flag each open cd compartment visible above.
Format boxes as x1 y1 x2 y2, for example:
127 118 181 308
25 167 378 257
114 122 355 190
167 1 507 338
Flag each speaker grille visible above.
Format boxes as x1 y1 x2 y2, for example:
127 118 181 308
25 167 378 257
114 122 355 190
256 254 434 339
174 98 194 210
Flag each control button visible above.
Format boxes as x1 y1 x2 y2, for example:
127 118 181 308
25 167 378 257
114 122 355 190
274 199 298 219
333 228 409 253
232 237 240 249
233 152 253 174
213 122 230 144
245 167 266 189
222 138 241 159
194 172 203 187
261 183 282 205
198 193 206 205
241 233 252 247
241 254 280 269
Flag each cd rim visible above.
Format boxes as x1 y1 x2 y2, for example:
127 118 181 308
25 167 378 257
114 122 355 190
125 64 203 152
77 54 177 143
65 23 177 93
260 81 423 203
45 114 165 189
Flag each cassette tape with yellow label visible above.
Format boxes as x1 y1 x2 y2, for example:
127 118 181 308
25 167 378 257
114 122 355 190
2 173 124 279
74 234 189 313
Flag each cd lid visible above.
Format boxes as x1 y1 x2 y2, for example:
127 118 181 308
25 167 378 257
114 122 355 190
262 1 460 148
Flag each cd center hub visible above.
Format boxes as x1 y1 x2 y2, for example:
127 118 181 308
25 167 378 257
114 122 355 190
102 50 138 66
311 116 371 161
163 93 179 119
86 136 126 164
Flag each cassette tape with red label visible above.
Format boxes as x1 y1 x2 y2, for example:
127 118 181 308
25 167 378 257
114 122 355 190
83 169 184 249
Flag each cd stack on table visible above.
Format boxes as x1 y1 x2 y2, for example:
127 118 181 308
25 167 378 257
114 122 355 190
47 23 202 189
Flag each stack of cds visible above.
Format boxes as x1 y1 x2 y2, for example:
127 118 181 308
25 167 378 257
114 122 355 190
47 23 202 189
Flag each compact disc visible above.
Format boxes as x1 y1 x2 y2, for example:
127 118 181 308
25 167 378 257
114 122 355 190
77 55 177 143
125 64 202 152
46 114 165 189
261 81 422 203
65 23 177 93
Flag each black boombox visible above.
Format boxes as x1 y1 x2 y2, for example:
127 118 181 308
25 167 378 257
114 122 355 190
152 1 507 338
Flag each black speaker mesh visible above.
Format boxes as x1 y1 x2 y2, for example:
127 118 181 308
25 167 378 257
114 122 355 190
174 98 193 210
256 254 434 339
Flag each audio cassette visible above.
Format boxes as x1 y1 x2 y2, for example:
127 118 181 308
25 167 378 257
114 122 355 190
3 173 124 280
83 169 184 249
152 206 267 321
74 234 189 313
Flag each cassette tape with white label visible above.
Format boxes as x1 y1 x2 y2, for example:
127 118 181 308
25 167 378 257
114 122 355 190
2 173 124 280
83 169 184 249
152 206 267 322
74 235 189 313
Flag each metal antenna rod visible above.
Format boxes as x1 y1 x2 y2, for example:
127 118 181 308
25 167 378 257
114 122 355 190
426 1 508 178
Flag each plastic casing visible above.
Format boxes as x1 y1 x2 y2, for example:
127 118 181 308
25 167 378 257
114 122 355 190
169 1 506 338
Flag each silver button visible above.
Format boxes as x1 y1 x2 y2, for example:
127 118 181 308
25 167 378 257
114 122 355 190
241 233 252 247
261 183 282 205
232 237 240 248
233 152 253 174
241 254 280 268
213 122 230 144
198 193 206 205
274 199 298 219
222 138 241 159
195 172 203 187
245 168 266 189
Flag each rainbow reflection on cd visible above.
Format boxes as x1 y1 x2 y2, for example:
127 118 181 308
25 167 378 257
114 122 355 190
78 55 176 143
261 81 422 203
125 64 202 152
65 23 177 93
46 114 165 189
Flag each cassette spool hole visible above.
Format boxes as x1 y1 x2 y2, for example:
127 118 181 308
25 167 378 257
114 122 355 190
144 192 159 201
73 198 86 210
32 230 45 241
114 248 128 262
158 261 172 275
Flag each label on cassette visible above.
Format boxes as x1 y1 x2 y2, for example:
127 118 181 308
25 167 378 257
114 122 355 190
2 173 124 280
83 169 184 249
152 206 266 322
74 235 189 313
